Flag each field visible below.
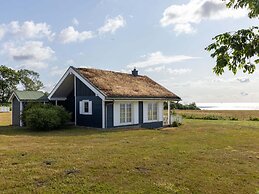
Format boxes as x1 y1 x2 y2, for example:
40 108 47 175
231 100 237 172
0 112 11 126
175 110 259 121
0 111 259 193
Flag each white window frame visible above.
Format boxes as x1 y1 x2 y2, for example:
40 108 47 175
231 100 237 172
79 100 92 115
147 102 158 121
119 103 133 124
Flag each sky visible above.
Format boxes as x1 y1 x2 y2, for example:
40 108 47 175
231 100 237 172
0 0 258 103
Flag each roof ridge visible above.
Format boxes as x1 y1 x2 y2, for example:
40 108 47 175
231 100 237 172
77 67 146 77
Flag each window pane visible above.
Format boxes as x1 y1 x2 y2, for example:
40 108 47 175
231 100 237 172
84 102 89 113
120 104 125 123
126 104 132 122
153 103 158 120
148 103 152 120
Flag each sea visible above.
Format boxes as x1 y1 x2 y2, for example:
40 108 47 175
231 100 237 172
196 103 259 110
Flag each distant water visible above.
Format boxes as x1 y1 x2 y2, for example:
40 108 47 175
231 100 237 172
197 103 259 110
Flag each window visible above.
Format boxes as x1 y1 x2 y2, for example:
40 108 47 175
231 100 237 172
148 103 158 121
120 103 132 123
79 100 92 115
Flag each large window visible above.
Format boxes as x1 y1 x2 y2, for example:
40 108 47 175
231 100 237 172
79 100 92 115
120 103 132 123
148 103 158 121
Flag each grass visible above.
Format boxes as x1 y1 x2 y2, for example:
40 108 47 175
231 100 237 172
0 112 11 126
0 111 259 193
175 110 259 121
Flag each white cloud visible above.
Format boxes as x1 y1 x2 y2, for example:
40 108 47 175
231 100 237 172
160 0 247 34
72 18 79 26
59 26 94 43
1 21 55 40
145 65 192 75
50 66 67 76
3 41 54 69
237 77 250 83
127 51 197 68
240 92 248 96
98 15 126 34
0 25 5 40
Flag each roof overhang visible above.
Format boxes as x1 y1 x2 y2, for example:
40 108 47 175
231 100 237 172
105 97 181 101
8 92 20 102
48 66 106 101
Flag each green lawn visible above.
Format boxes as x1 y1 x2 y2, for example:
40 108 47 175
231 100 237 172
0 119 259 193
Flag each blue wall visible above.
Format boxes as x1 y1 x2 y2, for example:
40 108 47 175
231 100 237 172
106 102 114 128
139 101 143 124
141 121 163 129
76 78 102 128
58 90 75 122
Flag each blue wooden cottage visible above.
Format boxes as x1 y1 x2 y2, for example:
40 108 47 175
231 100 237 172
48 66 181 128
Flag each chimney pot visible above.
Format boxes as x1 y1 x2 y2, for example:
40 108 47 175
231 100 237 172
132 68 138 76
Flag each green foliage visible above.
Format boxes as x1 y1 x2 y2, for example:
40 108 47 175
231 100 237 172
23 103 70 130
249 117 259 121
205 26 259 75
171 121 181 127
224 0 259 18
0 102 11 107
18 69 43 91
206 0 258 75
229 117 239 121
164 102 200 110
0 65 44 103
0 65 19 103
182 114 225 120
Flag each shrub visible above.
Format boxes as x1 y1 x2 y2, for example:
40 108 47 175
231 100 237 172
229 117 238 121
172 121 181 127
249 117 259 121
23 103 70 130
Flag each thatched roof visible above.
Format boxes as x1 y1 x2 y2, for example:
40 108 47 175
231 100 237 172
75 67 181 100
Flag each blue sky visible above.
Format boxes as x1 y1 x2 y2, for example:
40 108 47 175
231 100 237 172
0 0 258 103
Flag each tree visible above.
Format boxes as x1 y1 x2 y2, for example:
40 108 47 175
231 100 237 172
0 66 19 103
18 69 43 91
205 0 259 75
0 65 43 103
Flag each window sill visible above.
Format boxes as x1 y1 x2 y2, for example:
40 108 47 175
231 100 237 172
145 120 159 123
118 122 133 126
80 112 92 115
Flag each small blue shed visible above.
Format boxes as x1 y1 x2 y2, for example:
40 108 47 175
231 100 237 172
8 90 48 126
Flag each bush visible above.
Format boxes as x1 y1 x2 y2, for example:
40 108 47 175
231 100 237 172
23 103 70 130
249 117 259 121
164 102 200 110
172 121 181 127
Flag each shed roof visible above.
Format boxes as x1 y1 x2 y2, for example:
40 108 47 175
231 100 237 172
75 67 181 100
10 90 48 102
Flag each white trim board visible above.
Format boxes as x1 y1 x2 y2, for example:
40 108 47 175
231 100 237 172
48 67 106 101
70 68 106 101
8 92 20 102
